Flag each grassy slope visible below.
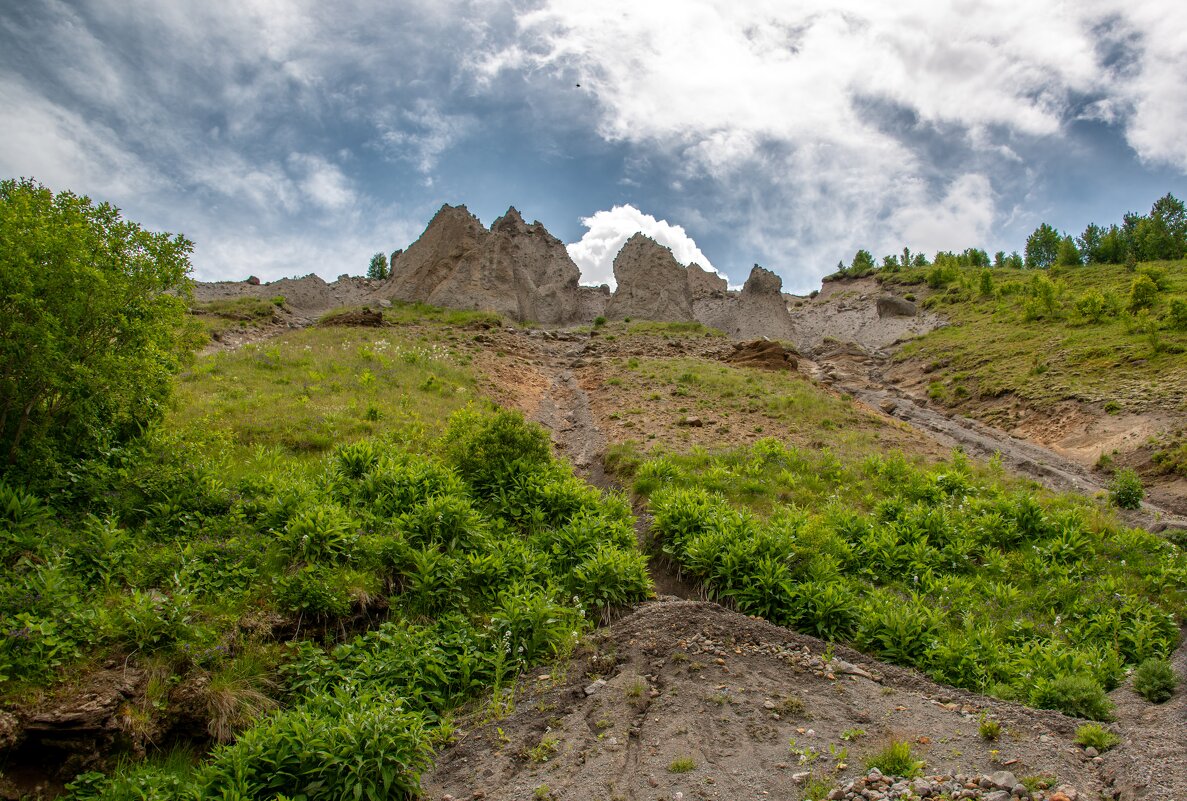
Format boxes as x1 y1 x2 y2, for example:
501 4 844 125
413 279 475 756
888 261 1187 415
170 315 489 472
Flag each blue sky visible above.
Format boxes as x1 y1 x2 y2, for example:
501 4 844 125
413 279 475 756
2 1 1186 293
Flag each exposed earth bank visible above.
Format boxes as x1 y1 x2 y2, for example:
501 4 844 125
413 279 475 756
423 600 1186 801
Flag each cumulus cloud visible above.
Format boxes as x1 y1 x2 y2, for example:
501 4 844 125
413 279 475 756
567 205 718 289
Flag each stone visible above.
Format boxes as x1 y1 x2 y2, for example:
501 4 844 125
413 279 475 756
246 275 261 285
987 771 1018 790
1083 746 1099 757
984 792 1010 801
1052 786 1077 801
583 679 606 696
606 234 696 323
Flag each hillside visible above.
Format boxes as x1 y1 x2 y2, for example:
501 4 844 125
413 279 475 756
4 195 1187 801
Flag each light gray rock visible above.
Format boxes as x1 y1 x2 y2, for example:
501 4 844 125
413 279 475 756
385 204 584 325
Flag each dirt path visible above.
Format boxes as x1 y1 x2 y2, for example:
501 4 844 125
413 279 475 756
528 334 612 490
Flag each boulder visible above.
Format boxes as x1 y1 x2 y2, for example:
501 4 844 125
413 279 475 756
723 265 799 341
725 340 798 371
876 295 916 317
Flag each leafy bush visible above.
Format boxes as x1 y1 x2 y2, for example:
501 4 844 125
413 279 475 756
0 178 195 476
1133 657 1177 703
1029 674 1113 721
1109 468 1144 510
1129 273 1159 311
281 502 357 563
202 690 437 800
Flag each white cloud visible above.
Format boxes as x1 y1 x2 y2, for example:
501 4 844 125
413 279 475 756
288 153 357 212
887 174 997 256
1109 4 1187 171
487 0 1187 286
567 204 718 289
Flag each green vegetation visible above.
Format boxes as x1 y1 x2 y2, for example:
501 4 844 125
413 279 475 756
604 356 899 493
636 439 1185 720
624 320 723 337
863 739 923 778
1132 657 1177 703
978 715 1001 741
1074 723 1120 751
667 756 697 773
4 408 651 799
0 178 197 475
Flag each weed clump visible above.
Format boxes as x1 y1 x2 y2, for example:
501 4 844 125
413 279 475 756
668 756 697 773
1133 657 1177 703
863 739 923 778
1030 675 1114 721
978 715 1001 741
1074 723 1120 751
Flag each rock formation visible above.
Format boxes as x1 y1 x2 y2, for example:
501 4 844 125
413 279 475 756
193 201 809 342
605 234 696 322
383 205 584 325
727 265 799 340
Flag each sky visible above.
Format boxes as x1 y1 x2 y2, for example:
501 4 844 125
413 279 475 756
2 1 1186 294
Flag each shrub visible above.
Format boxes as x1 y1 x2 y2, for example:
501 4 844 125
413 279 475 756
273 566 353 618
1167 299 1187 330
668 756 696 773
1074 723 1120 751
593 315 607 327
1129 273 1159 311
202 690 436 800
1029 674 1113 721
863 739 923 778
1132 657 1177 703
0 178 195 475
442 409 552 495
978 715 1001 741
1075 291 1108 323
280 502 357 563
1109 468 1144 510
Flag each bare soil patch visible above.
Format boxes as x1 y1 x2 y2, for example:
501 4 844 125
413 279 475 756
424 600 1120 801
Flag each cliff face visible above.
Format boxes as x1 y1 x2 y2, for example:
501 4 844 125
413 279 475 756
385 205 583 325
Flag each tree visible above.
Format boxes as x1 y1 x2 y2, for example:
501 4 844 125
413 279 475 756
367 251 389 280
1055 235 1082 267
850 249 876 276
1077 223 1103 264
0 178 195 471
1024 223 1061 269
